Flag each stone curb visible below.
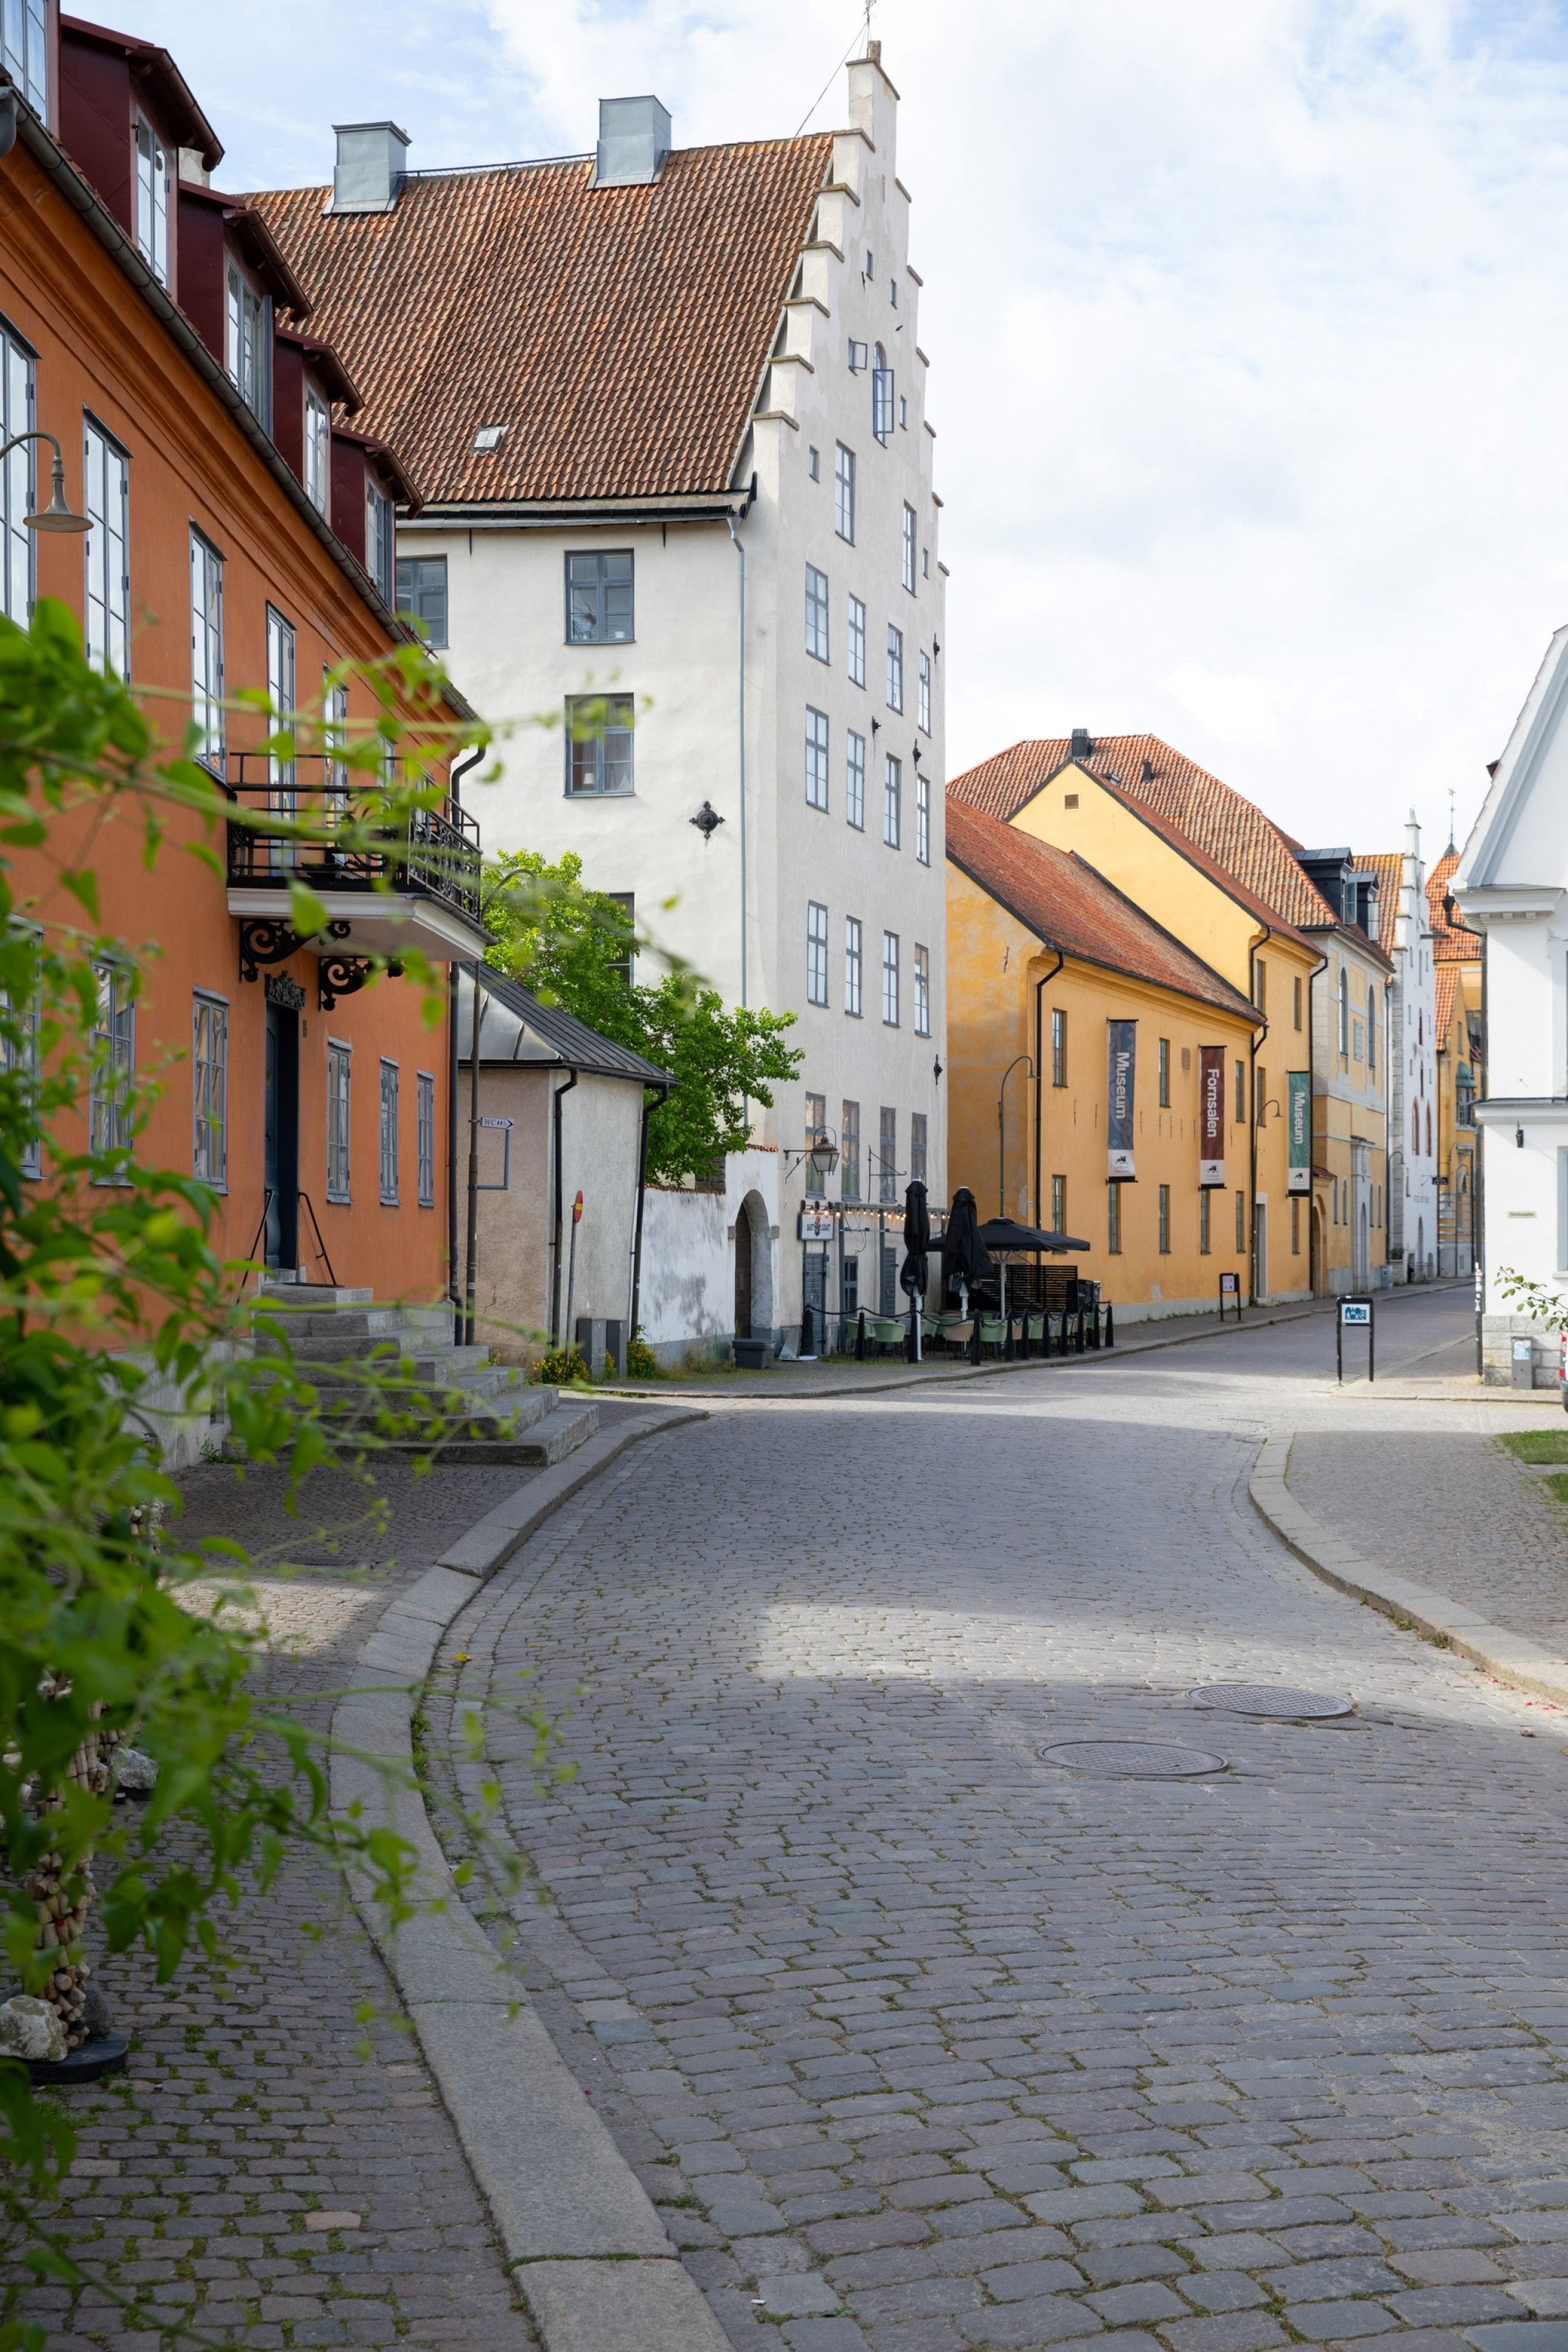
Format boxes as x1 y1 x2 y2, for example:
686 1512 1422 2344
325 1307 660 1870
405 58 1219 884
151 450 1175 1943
1249 1429 1568 1709
329 1404 733 2352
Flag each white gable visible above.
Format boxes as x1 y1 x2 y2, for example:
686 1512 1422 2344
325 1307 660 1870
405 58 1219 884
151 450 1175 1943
1455 622 1568 900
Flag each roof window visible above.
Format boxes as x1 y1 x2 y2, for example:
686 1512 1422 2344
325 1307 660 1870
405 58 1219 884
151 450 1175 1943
473 424 507 453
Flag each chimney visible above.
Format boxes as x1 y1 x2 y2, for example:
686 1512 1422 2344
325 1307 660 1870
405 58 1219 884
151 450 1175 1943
1069 726 1094 760
330 121 410 214
594 96 672 188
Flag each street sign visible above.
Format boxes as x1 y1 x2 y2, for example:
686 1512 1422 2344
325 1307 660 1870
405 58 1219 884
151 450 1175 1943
1337 1294 1374 1382
479 1115 511 1129
1218 1269 1242 1324
1340 1301 1370 1325
799 1204 834 1241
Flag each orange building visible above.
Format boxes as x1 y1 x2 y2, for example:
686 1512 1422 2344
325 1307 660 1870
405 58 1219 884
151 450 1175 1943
0 9 484 1319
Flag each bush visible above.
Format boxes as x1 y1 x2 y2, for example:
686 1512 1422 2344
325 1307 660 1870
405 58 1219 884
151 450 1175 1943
531 1344 590 1387
625 1329 660 1379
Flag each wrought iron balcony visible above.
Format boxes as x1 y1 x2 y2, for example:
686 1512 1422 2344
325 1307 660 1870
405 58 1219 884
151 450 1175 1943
224 754 481 919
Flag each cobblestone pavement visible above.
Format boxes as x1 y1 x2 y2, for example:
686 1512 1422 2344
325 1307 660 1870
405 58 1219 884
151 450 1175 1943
21 1455 549 2352
426 1295 1568 2352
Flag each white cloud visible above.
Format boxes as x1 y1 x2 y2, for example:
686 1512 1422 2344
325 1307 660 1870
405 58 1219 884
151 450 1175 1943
1167 665 1281 748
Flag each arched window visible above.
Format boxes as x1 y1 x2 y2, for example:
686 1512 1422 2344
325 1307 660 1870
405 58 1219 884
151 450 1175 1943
1426 1104 1432 1155
872 344 894 442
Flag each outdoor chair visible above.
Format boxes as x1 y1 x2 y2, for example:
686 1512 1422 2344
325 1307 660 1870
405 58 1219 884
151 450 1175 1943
978 1317 1006 1355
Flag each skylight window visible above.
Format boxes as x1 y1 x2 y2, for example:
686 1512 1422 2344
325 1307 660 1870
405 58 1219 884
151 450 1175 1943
473 424 507 453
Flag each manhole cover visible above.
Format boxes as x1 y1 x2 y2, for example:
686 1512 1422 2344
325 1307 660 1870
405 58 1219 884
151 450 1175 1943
1191 1684 1352 1719
1042 1740 1227 1778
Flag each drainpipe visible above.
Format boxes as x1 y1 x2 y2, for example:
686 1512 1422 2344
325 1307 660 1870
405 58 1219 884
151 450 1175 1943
628 1087 655 1351
1247 930 1268 1309
447 745 484 1344
1303 947 1329 1298
726 507 748 1010
464 968 485 1346
1033 952 1065 1231
549 1068 579 1345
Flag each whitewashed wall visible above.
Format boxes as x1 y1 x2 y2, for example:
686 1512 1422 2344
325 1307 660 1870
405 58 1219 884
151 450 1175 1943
639 1146 782 1365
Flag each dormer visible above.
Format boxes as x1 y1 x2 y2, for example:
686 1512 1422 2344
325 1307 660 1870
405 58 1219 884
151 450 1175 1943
175 184 309 431
330 429 421 603
273 327 361 516
59 15 221 296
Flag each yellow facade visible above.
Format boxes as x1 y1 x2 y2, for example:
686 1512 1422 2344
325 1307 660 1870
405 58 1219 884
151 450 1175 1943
947 865 1287 1319
1308 938 1392 1294
1435 970 1479 1275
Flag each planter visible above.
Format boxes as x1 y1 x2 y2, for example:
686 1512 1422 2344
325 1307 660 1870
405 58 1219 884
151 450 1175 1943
732 1338 774 1371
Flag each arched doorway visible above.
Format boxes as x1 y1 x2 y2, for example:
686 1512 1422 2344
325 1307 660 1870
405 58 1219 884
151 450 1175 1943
734 1204 753 1339
733 1192 774 1344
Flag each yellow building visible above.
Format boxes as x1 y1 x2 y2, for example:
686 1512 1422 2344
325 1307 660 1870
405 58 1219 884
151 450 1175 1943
947 801 1273 1320
950 736 1326 1303
1428 848 1483 1275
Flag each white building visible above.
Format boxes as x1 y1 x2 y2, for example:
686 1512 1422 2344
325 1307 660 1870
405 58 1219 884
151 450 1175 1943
1365 818 1439 1282
255 45 947 1358
1453 623 1568 1382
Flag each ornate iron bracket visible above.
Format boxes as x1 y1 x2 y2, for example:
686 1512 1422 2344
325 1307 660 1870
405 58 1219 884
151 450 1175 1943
318 954 372 1012
238 919 301 983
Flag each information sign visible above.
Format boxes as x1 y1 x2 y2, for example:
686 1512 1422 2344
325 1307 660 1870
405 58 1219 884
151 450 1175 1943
1337 1294 1374 1382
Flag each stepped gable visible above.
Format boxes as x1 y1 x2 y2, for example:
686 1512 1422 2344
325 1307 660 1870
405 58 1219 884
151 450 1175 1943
1428 846 1482 960
248 135 834 508
946 799 1258 1022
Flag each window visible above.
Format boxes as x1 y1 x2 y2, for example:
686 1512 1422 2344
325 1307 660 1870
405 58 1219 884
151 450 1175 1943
1256 1065 1267 1127
916 769 930 865
872 345 894 442
225 264 267 424
1107 1182 1122 1255
1235 1189 1246 1252
918 649 932 735
417 1071 435 1207
566 549 633 643
911 1112 927 1185
807 900 829 1005
303 387 331 516
1199 1188 1211 1255
1234 1058 1245 1123
365 478 394 604
845 916 863 1017
266 607 295 845
83 417 129 679
91 962 135 1170
606 892 635 989
1 317 36 625
808 445 820 481
881 931 900 1026
902 503 917 593
841 1099 861 1199
835 443 856 542
189 527 224 768
2 937 42 1181
846 731 866 829
914 943 930 1037
1367 987 1377 1078
1051 1174 1066 1233
1352 1019 1364 1063
1 0 48 113
396 554 448 648
886 624 904 712
1158 1038 1170 1108
1158 1184 1170 1254
805 564 830 662
1052 1006 1067 1087
566 693 634 794
326 1042 352 1202
1253 958 1267 1014
848 595 867 687
1338 966 1350 1059
878 1107 897 1202
379 1059 400 1204
1294 973 1303 1030
133 115 170 285
883 755 902 848
1291 1196 1302 1255
192 993 228 1189
805 1090 827 1197
805 707 830 811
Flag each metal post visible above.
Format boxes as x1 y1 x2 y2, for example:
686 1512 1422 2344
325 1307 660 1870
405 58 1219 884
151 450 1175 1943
1369 1297 1375 1383
464 963 483 1346
1336 1308 1343 1384
856 1306 867 1360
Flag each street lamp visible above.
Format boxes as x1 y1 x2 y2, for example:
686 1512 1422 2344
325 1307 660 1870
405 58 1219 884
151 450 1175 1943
998 1054 1034 1218
0 432 92 533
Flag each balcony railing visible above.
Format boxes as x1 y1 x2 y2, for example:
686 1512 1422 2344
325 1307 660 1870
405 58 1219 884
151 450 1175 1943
224 754 481 921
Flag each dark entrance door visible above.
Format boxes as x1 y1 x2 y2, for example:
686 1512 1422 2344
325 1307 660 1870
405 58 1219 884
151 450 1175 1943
733 1201 753 1339
801 1246 827 1355
263 999 300 1271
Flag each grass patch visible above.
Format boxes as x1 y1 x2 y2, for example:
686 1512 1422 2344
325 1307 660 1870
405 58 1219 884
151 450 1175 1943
1501 1430 1568 1463
1543 1472 1568 1506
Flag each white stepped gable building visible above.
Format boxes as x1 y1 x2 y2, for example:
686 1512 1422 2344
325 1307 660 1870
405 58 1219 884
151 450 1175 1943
253 45 946 1359
1366 819 1439 1283
1453 622 1568 1380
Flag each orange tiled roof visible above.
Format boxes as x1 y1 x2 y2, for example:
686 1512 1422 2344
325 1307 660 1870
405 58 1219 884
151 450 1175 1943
249 138 833 508
948 733 1340 933
1434 963 1463 1049
1427 848 1481 962
946 800 1259 1023
1358 851 1403 955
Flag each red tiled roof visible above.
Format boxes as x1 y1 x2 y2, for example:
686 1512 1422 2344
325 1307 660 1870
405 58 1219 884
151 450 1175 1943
946 800 1259 1023
1359 852 1403 956
1427 848 1481 962
949 733 1341 932
249 137 833 507
1435 963 1464 1049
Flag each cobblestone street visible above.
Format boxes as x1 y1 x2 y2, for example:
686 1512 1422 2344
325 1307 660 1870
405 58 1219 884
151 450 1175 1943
426 1288 1568 2352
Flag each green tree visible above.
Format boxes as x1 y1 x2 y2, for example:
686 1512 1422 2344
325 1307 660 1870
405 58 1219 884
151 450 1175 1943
483 848 801 1185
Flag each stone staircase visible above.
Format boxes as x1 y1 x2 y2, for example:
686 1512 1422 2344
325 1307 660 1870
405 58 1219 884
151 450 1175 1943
253 1284 599 1466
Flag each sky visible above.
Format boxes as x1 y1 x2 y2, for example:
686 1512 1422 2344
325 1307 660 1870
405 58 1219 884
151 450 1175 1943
129 0 1568 862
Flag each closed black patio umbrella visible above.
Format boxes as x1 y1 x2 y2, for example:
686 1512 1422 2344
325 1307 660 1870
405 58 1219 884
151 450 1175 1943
941 1186 992 1364
900 1180 931 1361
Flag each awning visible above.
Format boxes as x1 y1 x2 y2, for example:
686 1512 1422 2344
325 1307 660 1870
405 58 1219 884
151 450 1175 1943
976 1216 1090 1254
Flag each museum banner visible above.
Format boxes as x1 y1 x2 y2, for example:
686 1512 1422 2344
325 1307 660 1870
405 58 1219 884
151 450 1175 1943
1107 1020 1136 1181
1199 1046 1225 1187
1287 1071 1311 1195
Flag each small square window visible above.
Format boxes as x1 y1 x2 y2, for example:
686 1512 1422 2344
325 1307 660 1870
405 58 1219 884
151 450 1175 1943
808 445 820 480
473 423 507 452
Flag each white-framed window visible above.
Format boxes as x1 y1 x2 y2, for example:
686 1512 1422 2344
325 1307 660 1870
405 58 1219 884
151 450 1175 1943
911 1112 927 1184
365 477 394 603
566 549 633 644
845 916 863 1017
304 387 330 515
83 416 130 679
805 564 830 662
1338 966 1350 1059
902 503 917 594
1 931 42 1181
326 1041 352 1202
805 707 829 811
846 731 866 830
878 1106 897 1202
135 115 168 285
807 901 829 1006
872 345 894 442
841 1098 861 1200
848 594 867 688
266 606 296 849
225 263 267 424
1 0 48 114
884 754 902 850
396 554 448 648
1 315 36 626
918 649 932 734
882 931 900 1027
916 769 930 866
417 1070 435 1207
835 442 856 541
379 1058 399 1204
90 960 135 1174
189 527 224 769
566 693 634 794
914 943 930 1037
886 624 903 712
192 992 228 1189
